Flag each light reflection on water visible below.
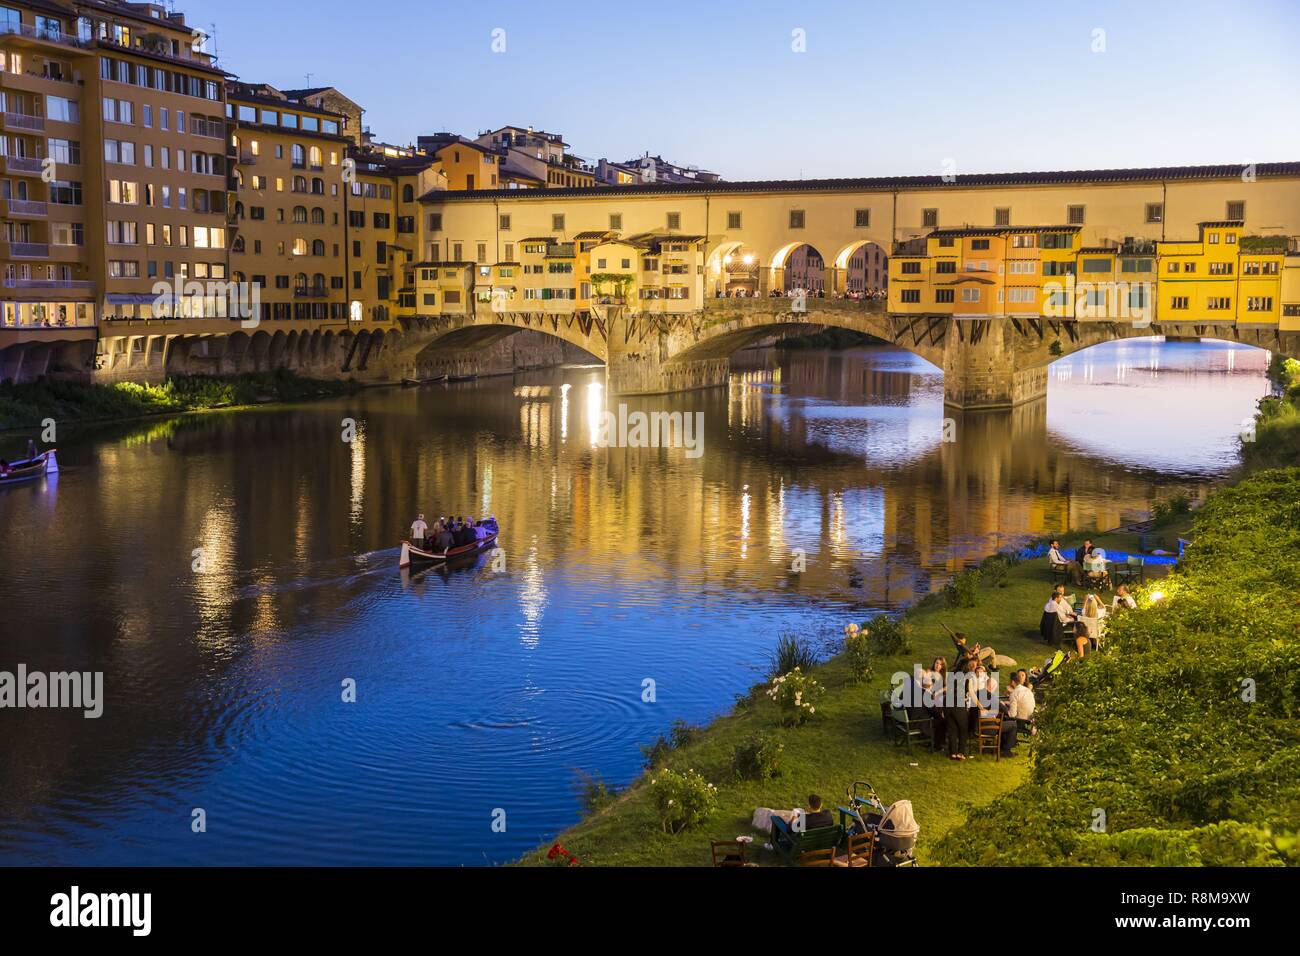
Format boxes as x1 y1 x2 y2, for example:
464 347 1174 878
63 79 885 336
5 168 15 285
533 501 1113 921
0 338 1268 865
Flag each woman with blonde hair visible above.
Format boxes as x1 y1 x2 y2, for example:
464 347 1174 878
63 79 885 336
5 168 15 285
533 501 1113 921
1075 593 1107 657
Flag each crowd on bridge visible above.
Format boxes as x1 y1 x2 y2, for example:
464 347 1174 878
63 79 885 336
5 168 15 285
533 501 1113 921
714 287 888 301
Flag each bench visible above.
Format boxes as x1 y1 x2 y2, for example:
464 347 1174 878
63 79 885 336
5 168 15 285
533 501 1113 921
770 816 844 866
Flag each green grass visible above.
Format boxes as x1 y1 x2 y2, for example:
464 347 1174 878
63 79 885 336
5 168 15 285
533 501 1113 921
0 370 359 433
519 527 1176 867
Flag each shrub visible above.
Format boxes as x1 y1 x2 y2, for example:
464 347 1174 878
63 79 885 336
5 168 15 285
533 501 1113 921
576 772 621 815
731 733 784 781
1151 491 1192 526
765 667 825 726
866 615 913 657
979 554 1012 588
841 624 875 683
943 568 981 608
649 768 719 834
640 719 704 769
769 633 817 677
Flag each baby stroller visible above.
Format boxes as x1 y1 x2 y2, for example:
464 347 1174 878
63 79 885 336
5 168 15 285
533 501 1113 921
840 781 920 867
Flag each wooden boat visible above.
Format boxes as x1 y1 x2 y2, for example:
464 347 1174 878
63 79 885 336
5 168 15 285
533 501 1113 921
399 527 498 568
0 449 58 487
402 375 448 388
446 373 478 383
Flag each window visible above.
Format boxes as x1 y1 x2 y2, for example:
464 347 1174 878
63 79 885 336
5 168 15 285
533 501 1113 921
970 239 990 250
900 289 921 303
725 211 742 230
1145 203 1163 224
1170 296 1189 310
1082 258 1111 274
1207 297 1231 310
551 214 565 231
1208 262 1233 275
854 209 870 228
1247 297 1274 313
922 209 938 229
994 208 1010 227
1121 258 1153 273
1067 205 1085 225
900 261 922 275
935 288 954 304
1226 200 1245 221
935 261 957 274
960 288 981 303
46 96 79 124
499 214 511 231
789 210 805 229
1183 262 1196 273
667 212 681 230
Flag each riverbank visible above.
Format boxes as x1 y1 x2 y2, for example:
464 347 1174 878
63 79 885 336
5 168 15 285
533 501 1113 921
1241 355 1300 472
0 371 362 435
518 522 1186 867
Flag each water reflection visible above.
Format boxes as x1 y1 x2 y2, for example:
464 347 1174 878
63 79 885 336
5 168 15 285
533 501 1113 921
0 337 1268 865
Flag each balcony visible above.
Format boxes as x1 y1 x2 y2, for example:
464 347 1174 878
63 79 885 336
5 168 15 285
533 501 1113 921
1 241 51 259
2 198 47 217
293 288 329 299
3 112 46 131
0 22 91 51
3 278 95 292
2 155 46 177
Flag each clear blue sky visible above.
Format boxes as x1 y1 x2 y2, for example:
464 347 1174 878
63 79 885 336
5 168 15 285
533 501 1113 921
182 0 1300 181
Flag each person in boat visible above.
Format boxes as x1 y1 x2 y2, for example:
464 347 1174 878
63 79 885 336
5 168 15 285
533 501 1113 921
474 520 489 542
433 524 454 553
25 438 37 460
0 459 9 476
410 514 429 548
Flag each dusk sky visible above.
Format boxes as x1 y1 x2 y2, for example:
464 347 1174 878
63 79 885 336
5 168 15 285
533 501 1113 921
183 0 1300 181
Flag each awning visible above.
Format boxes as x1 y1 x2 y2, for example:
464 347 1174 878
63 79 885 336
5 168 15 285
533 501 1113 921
105 293 159 305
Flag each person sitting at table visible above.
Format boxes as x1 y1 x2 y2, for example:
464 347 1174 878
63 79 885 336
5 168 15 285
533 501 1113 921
1047 538 1081 583
1005 674 1036 749
1112 585 1137 610
1083 548 1112 589
1039 585 1075 644
1078 593 1107 654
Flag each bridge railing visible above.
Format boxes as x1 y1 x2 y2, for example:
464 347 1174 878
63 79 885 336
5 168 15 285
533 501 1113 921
703 296 888 317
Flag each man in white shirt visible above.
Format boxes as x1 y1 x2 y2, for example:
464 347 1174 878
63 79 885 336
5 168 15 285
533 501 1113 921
1048 538 1082 585
1003 675 1036 753
1112 585 1137 610
410 514 429 548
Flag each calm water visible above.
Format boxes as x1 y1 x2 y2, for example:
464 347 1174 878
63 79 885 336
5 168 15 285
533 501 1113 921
0 338 1268 865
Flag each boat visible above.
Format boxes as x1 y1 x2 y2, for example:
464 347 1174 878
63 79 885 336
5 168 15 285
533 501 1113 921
446 373 478 384
402 375 448 388
0 449 58 487
399 526 499 568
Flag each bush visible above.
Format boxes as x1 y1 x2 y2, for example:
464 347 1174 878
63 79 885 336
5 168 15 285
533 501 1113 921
640 719 704 769
979 554 1012 588
765 668 825 726
866 615 913 657
841 624 874 683
769 633 817 677
731 733 784 781
576 772 621 815
1151 492 1192 526
649 768 719 834
943 568 981 608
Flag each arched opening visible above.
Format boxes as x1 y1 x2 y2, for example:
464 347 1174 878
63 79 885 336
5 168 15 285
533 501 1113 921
769 242 828 298
832 240 890 300
707 242 762 297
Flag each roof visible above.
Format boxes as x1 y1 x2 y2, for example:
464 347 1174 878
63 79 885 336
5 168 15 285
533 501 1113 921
420 162 1300 203
928 225 1081 239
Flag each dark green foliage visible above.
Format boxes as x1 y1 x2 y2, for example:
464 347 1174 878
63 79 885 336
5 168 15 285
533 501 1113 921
944 568 981 607
1151 492 1192 526
842 630 874 683
866 615 913 656
640 719 705 769
934 469 1300 866
731 733 784 781
770 633 818 677
0 370 357 431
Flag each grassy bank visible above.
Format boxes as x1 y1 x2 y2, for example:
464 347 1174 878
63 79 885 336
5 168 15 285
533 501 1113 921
0 370 360 433
933 469 1300 866
1241 356 1300 472
520 525 1184 867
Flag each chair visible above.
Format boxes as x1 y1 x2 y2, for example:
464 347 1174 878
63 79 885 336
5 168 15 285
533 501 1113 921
1114 555 1145 585
770 816 845 866
832 829 876 868
889 705 933 750
710 839 750 868
878 690 893 736
1049 560 1070 585
798 847 838 867
975 715 1002 759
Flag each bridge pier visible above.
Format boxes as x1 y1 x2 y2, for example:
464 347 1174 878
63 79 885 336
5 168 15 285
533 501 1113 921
941 320 1048 410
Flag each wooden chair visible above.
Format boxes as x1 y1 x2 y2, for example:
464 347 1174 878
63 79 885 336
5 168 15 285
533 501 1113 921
798 847 838 867
832 829 876 868
1049 560 1070 585
878 690 893 736
710 839 750 867
976 715 1002 759
1113 555 1145 586
889 705 933 750
770 816 844 866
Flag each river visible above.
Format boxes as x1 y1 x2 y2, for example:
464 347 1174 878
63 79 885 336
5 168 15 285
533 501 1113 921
0 338 1269 864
